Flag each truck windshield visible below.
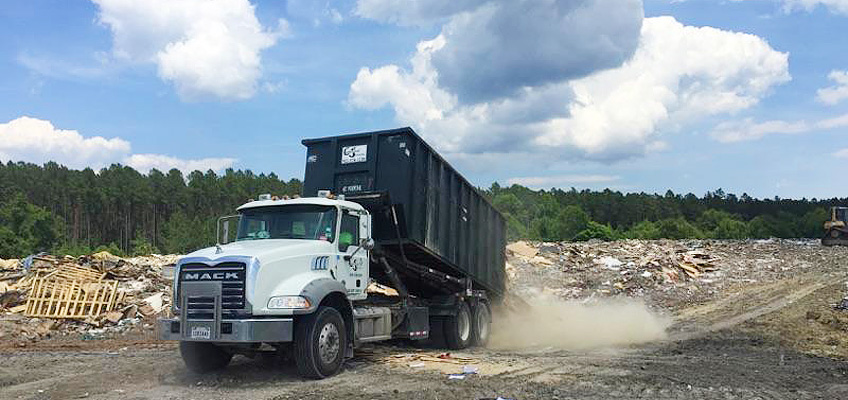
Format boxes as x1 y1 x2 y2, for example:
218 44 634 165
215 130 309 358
237 205 337 242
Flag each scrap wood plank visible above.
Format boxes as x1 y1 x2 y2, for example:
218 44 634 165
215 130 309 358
53 264 105 282
9 304 26 313
678 262 701 278
384 353 476 365
9 274 32 290
416 355 474 364
0 273 25 281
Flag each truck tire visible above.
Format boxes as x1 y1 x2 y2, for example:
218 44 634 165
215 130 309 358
294 306 347 379
443 302 472 350
179 341 233 373
471 301 491 347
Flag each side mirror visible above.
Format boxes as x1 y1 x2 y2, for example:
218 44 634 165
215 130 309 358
217 215 239 244
345 238 375 261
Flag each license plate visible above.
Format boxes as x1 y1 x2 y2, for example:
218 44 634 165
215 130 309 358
190 326 211 340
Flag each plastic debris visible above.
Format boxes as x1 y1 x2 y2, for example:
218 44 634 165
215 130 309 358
595 256 623 269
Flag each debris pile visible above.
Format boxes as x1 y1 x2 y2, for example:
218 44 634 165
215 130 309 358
506 239 847 309
376 351 477 366
0 253 177 342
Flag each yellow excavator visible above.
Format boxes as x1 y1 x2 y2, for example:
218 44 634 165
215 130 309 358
823 206 848 246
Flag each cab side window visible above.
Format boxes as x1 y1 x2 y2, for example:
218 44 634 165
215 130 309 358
339 213 359 252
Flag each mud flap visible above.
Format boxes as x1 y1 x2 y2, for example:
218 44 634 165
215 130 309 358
393 306 429 340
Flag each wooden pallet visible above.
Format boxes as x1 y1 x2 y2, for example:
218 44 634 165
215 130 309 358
24 266 121 318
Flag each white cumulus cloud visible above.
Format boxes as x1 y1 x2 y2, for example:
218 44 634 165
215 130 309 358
710 112 848 142
93 0 285 101
349 14 790 161
782 0 848 14
287 0 345 26
0 116 235 174
835 148 848 158
817 70 848 105
818 113 848 129
507 174 620 189
354 0 486 25
356 0 643 103
534 17 790 156
124 154 236 175
710 118 810 143
0 116 130 169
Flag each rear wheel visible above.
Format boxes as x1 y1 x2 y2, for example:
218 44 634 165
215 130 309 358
471 301 492 347
294 306 347 379
179 342 233 373
444 302 472 350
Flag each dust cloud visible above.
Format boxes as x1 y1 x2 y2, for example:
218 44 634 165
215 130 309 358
489 294 670 350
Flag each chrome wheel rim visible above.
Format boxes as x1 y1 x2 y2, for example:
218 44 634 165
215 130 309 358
458 307 471 342
318 322 340 365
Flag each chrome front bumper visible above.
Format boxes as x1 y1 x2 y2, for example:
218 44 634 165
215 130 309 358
158 318 293 343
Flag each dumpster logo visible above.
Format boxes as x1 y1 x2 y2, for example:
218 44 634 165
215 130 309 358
341 145 367 164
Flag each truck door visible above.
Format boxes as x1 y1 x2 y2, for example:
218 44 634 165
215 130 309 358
338 210 368 301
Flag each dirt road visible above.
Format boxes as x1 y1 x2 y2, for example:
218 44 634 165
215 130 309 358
2 330 846 399
1 333 845 400
3 240 848 399
3 281 847 399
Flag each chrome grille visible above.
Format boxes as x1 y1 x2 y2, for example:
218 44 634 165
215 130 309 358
177 262 246 320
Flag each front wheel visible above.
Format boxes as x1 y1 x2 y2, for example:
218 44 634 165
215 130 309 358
179 342 233 373
294 306 347 379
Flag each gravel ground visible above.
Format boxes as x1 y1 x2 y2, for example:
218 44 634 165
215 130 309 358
2 240 847 399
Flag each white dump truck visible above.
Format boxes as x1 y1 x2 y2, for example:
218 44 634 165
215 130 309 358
159 128 506 378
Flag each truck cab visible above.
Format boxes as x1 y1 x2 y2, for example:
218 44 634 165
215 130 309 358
233 195 372 304
160 194 376 378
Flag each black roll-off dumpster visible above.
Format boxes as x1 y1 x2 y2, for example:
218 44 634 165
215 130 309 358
301 127 506 298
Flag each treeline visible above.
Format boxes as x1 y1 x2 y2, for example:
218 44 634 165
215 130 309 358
490 184 839 241
0 161 843 258
0 161 301 258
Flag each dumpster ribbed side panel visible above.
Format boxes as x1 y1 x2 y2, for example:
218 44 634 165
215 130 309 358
302 127 506 297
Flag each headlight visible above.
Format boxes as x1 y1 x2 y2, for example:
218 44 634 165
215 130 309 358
267 296 311 309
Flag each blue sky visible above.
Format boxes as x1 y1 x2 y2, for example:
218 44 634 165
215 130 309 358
1 0 847 199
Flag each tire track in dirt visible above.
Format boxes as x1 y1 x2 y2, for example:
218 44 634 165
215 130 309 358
669 274 832 341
